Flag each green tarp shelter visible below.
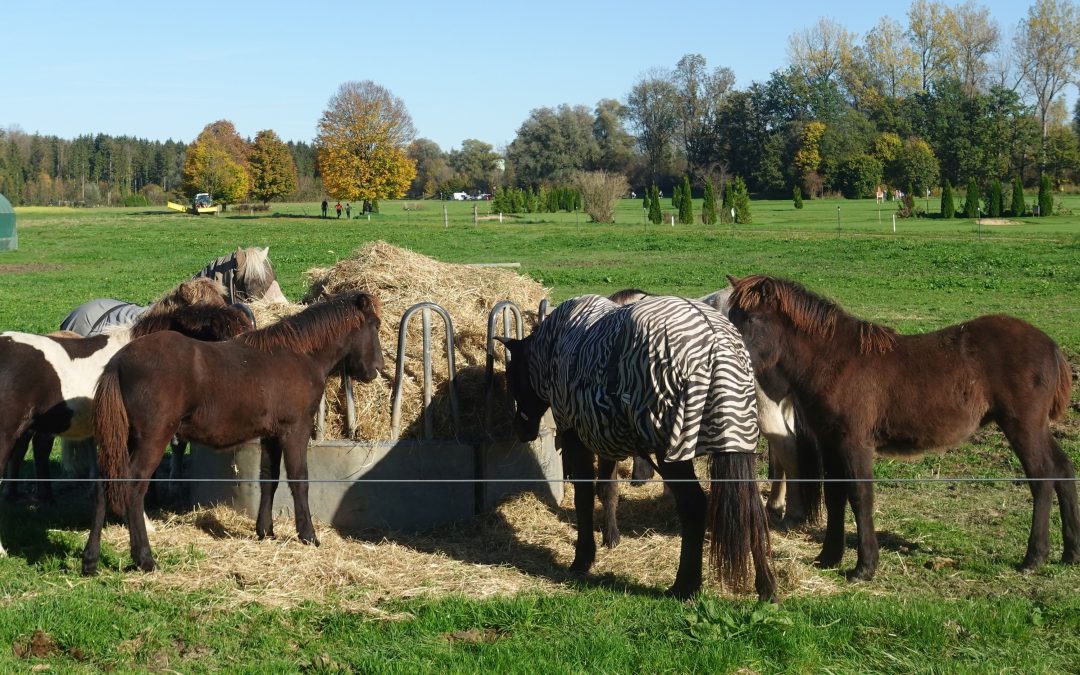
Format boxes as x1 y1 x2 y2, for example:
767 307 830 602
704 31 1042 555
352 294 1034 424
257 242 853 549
0 193 15 251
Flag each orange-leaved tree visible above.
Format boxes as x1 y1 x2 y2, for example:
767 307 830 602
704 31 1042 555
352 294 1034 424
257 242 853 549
249 129 298 205
316 81 417 202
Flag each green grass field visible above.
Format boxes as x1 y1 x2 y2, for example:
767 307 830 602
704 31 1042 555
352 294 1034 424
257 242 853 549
0 198 1078 672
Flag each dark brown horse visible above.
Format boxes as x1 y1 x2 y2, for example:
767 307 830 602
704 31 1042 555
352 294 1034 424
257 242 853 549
82 291 384 575
0 303 255 555
726 274 1078 580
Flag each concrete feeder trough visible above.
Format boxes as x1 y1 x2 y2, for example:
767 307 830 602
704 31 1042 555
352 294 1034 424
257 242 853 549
189 300 563 533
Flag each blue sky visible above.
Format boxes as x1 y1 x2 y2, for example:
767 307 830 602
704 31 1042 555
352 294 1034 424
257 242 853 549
3 0 1065 151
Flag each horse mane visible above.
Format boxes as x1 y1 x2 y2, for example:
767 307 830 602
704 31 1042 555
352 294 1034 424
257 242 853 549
236 246 272 286
130 303 253 340
730 275 897 355
146 277 228 315
239 291 380 353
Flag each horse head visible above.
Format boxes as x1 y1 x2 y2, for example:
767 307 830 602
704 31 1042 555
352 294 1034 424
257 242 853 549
724 274 791 374
234 246 287 303
341 292 384 383
494 335 548 442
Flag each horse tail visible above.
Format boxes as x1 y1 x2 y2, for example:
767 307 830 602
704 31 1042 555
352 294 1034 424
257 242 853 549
93 367 131 516
708 452 775 599
1049 349 1073 422
793 402 823 524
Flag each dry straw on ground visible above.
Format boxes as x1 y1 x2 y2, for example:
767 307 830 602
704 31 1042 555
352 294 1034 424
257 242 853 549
248 241 548 441
106 477 834 611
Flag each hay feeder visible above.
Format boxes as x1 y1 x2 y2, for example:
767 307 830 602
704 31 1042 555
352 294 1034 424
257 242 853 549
189 299 562 533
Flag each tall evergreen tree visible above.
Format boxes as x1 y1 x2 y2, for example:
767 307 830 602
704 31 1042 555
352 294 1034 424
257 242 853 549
940 179 955 218
720 180 734 224
962 177 980 218
1010 176 1026 217
1038 174 1053 216
987 179 1003 218
793 185 803 209
648 184 662 224
732 176 752 224
678 175 693 224
702 179 718 224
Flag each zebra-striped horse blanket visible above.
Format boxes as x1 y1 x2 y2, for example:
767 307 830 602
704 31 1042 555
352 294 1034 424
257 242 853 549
531 294 759 462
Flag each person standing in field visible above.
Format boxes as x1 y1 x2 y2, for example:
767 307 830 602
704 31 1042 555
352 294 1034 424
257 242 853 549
335 202 343 218
321 199 328 218
346 202 352 219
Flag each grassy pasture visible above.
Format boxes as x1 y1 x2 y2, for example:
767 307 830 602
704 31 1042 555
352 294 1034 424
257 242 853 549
0 198 1078 672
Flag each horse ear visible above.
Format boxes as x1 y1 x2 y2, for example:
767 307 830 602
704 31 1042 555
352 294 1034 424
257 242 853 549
726 274 739 286
494 336 521 351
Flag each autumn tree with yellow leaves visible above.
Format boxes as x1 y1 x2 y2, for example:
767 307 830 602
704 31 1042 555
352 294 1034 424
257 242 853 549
181 120 251 207
316 81 417 202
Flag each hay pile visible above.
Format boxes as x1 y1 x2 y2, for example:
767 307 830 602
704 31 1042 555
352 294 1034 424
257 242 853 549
104 480 833 610
248 241 548 441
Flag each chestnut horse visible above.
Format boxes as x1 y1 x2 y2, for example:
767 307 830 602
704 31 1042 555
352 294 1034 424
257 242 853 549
0 302 255 555
82 291 384 575
726 274 1077 580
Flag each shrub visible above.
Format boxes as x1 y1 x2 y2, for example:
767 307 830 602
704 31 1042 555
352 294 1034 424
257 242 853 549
793 185 803 209
897 182 917 218
720 180 734 224
573 171 629 224
837 154 883 199
940 179 955 218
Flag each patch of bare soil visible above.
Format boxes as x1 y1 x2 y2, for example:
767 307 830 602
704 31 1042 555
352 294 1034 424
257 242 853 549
977 218 1021 225
0 263 63 274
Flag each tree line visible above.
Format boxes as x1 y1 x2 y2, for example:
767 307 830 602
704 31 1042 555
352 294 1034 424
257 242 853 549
0 127 321 206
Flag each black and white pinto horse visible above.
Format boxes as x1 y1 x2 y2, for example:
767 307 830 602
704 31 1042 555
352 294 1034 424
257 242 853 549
0 303 255 556
52 246 286 493
500 294 775 600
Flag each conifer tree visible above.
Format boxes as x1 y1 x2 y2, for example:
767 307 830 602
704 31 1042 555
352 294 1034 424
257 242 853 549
793 185 803 209
732 176 752 224
720 180 734 224
1010 176 1026 217
678 176 693 224
702 179 717 224
941 179 955 218
963 178 980 218
988 179 1003 218
648 184 662 224
1038 174 1053 216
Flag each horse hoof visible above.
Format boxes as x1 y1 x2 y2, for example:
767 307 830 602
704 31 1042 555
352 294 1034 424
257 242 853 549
844 567 875 582
81 563 98 577
813 554 842 570
569 558 593 573
664 584 698 600
602 532 621 549
300 534 320 547
1062 551 1079 565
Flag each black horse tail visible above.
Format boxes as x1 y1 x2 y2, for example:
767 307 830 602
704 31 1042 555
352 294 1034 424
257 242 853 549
1049 349 1073 422
708 452 775 601
93 367 131 516
793 402 823 525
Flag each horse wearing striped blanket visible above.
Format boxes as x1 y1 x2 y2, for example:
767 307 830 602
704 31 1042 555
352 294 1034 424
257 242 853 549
499 294 775 600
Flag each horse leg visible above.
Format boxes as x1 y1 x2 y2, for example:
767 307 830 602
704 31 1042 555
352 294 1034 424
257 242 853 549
653 455 706 599
630 456 655 486
126 443 167 572
765 439 787 524
3 432 32 501
563 431 597 573
1049 438 1080 564
168 437 187 504
815 450 848 569
80 481 108 575
845 450 879 581
281 432 319 546
1001 419 1060 572
598 456 620 549
256 437 283 540
30 433 54 503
